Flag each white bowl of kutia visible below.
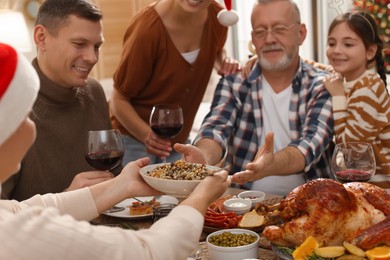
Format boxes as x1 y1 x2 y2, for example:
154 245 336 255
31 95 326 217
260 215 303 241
206 228 260 260
139 160 221 198
238 190 266 208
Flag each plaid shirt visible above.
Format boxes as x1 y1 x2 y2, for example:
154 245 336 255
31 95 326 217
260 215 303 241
194 59 334 183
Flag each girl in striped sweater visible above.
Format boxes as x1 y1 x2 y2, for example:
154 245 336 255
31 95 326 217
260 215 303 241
324 11 390 189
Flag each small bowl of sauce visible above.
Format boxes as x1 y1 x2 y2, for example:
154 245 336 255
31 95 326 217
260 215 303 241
238 190 266 208
223 198 252 215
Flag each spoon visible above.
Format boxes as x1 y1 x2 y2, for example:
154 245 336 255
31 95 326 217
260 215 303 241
188 247 203 260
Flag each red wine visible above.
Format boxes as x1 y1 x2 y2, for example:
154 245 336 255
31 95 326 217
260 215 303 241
85 150 124 171
151 124 183 138
335 169 373 183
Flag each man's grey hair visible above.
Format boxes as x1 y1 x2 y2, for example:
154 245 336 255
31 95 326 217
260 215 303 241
256 0 301 23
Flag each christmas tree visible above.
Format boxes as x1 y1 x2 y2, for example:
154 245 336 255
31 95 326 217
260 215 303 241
353 0 390 73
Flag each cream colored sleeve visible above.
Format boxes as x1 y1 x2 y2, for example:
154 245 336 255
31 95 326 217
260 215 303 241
0 187 98 221
0 204 203 260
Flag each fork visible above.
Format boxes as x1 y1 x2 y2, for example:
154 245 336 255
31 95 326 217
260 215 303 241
133 196 158 204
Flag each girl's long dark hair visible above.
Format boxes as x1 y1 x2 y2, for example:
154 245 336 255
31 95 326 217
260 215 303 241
328 11 387 87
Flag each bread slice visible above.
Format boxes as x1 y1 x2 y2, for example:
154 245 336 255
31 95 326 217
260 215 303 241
238 209 265 228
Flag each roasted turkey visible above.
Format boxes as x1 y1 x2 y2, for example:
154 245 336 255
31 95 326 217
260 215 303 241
261 178 390 250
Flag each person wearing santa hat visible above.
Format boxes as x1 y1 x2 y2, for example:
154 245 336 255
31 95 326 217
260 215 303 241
0 42 231 259
110 0 241 167
0 44 39 179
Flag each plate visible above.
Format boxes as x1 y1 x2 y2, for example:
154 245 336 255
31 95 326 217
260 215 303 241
271 244 293 260
103 195 179 219
203 197 282 234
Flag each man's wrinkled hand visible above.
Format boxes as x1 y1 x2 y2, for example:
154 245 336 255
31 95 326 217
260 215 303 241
173 143 207 164
232 132 275 184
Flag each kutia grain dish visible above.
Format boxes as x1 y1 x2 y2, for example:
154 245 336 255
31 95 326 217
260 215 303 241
147 160 212 180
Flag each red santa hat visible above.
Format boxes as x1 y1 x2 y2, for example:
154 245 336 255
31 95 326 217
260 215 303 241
0 43 39 146
217 0 239 27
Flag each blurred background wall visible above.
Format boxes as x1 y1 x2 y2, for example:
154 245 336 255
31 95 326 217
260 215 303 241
1 0 388 82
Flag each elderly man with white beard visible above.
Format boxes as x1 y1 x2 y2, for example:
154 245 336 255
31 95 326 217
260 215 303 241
174 0 334 196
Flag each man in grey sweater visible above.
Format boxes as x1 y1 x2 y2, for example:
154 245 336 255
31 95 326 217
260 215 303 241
1 0 117 200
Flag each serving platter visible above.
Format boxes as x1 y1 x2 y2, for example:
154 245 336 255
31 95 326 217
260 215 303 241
103 195 178 219
271 244 293 260
203 197 282 234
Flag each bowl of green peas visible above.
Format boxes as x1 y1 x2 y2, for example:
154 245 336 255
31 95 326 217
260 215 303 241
206 228 260 260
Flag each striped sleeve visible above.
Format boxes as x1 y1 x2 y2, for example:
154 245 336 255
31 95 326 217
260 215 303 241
333 74 390 144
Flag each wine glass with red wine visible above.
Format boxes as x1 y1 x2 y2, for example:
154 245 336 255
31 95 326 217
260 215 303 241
85 129 124 171
331 142 376 183
149 104 183 162
85 129 125 213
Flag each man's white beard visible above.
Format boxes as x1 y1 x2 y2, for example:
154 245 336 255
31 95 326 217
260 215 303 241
259 52 292 71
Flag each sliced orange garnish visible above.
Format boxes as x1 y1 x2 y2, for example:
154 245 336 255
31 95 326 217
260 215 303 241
366 246 390 260
292 236 319 260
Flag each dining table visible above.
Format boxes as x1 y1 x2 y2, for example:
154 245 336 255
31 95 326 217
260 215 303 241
90 187 283 260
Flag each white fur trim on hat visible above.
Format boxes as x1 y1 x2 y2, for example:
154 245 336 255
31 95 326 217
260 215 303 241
217 0 239 27
0 43 39 146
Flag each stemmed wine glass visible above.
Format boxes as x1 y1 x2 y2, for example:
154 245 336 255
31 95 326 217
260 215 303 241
85 129 125 213
85 129 124 171
149 104 184 163
331 142 376 183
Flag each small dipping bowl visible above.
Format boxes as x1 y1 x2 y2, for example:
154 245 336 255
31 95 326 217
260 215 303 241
238 190 266 208
223 198 252 215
